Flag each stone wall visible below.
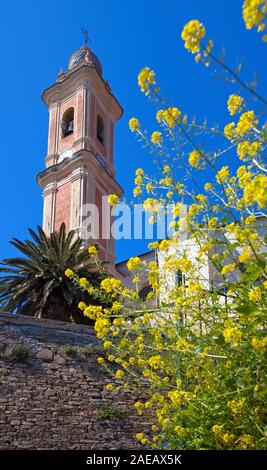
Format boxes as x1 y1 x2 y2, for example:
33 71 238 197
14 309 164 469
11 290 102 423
0 313 147 450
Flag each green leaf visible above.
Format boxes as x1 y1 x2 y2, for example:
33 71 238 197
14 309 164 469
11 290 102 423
235 304 258 315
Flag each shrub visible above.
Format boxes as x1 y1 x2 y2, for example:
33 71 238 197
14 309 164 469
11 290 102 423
64 345 78 358
98 404 124 422
3 345 29 362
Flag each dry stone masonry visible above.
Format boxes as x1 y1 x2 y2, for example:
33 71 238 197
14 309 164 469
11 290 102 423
0 313 147 449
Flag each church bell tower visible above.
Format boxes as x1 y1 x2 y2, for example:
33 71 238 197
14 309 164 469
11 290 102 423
37 44 124 270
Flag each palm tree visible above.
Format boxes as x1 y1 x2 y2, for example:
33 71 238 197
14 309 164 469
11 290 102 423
0 223 108 323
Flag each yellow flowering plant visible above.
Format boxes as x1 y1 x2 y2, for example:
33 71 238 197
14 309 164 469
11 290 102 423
72 1 267 450
108 194 120 207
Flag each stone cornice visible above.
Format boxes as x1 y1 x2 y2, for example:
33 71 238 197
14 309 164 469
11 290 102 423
37 149 124 196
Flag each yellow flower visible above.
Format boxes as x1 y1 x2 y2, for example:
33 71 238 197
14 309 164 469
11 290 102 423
238 250 252 263
258 23 266 31
157 108 181 128
108 194 119 206
243 174 267 208
176 338 193 351
212 424 223 435
188 150 200 168
87 285 95 295
227 398 246 414
148 355 162 369
160 176 173 187
181 19 206 54
151 131 162 145
227 94 244 115
236 111 258 137
167 390 183 405
174 425 187 437
143 198 160 213
188 203 202 218
216 166 230 183
222 433 235 444
88 245 98 256
208 217 218 229
156 109 165 123
204 183 213 191
129 117 140 132
237 434 254 448
133 186 142 197
245 215 256 224
134 401 143 410
148 241 159 250
242 0 266 31
221 263 235 276
78 301 87 311
115 369 124 379
135 174 143 185
65 268 74 278
237 166 252 188
237 141 262 161
79 277 89 288
136 168 144 176
84 305 103 320
106 383 114 391
146 183 154 191
251 337 261 349
165 107 181 128
159 239 170 252
103 341 112 349
223 323 242 347
163 165 170 173
127 256 143 272
138 67 155 94
195 193 207 205
111 301 122 313
224 122 236 141
252 336 267 349
97 357 104 365
248 286 262 302
101 277 122 293
94 316 110 338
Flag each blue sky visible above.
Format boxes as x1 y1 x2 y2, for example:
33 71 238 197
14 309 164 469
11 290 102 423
0 0 266 263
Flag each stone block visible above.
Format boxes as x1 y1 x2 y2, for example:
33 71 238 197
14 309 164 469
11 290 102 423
37 349 53 361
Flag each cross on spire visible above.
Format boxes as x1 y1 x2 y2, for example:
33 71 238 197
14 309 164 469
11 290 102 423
81 28 91 45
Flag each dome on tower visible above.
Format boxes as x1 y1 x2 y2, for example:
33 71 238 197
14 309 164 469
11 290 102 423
68 45 102 76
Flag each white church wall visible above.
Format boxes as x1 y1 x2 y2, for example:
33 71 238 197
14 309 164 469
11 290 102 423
158 237 210 305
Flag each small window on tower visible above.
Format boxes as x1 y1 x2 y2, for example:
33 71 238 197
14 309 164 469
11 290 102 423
61 108 74 138
97 114 104 145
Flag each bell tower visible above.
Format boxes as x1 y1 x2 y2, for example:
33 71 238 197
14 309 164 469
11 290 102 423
37 45 124 270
